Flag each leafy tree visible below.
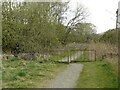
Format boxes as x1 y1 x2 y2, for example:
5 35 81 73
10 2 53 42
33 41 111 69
67 22 96 43
99 29 118 45
2 1 92 55
2 2 59 54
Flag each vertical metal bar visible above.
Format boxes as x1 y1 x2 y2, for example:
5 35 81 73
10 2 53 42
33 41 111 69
70 51 71 62
116 9 118 30
88 50 90 61
77 50 78 60
95 50 96 61
91 50 92 61
68 50 70 63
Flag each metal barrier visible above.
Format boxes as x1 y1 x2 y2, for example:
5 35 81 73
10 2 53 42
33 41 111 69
52 49 96 63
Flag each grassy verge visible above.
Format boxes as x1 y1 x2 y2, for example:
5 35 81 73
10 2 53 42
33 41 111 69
2 51 70 88
76 59 118 88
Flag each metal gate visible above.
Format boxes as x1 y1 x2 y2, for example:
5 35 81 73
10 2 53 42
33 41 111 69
51 49 96 63
67 50 96 63
38 49 96 63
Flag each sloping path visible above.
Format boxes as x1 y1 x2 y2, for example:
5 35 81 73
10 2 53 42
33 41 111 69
45 63 83 88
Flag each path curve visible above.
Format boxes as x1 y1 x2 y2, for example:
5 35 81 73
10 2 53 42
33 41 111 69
45 63 83 88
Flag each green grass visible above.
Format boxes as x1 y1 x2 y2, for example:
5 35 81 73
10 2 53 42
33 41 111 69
2 54 69 88
76 59 118 88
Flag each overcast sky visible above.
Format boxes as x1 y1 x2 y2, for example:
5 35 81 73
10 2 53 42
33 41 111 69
68 0 119 33
6 0 119 33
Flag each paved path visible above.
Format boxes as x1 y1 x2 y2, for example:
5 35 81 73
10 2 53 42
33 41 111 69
45 63 83 88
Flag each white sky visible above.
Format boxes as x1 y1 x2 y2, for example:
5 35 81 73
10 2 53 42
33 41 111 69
68 0 119 33
3 0 119 33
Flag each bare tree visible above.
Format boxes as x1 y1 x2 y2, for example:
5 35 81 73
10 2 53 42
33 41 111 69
49 1 69 24
63 5 89 44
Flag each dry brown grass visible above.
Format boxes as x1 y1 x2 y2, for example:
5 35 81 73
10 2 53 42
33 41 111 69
87 42 118 59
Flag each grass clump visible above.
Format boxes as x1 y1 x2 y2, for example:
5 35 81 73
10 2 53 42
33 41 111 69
17 71 26 77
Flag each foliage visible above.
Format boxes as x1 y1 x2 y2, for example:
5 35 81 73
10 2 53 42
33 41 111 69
2 2 60 54
99 29 118 45
2 2 95 54
66 23 97 43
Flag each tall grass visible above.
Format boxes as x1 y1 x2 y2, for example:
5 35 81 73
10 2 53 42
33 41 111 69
2 51 70 88
88 42 118 59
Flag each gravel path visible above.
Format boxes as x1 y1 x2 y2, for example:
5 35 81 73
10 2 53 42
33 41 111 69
45 63 83 88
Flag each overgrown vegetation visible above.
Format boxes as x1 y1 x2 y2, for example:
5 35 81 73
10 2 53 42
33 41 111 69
99 29 118 45
2 53 70 88
88 43 118 59
2 1 96 55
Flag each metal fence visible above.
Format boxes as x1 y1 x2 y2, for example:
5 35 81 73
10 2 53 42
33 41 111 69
2 49 96 63
48 49 96 63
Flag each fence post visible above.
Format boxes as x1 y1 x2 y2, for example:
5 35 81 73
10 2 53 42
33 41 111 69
95 50 96 61
68 50 71 63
